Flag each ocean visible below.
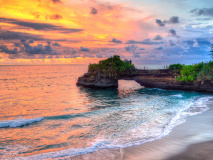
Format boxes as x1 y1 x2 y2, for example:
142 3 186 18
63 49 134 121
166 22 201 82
0 65 212 159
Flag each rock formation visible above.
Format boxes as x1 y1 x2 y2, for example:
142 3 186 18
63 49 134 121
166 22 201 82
131 69 213 93
77 68 213 93
76 72 118 88
76 56 213 93
77 55 134 88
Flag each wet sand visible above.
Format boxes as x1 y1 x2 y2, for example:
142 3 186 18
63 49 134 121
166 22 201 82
64 99 213 160
165 141 213 160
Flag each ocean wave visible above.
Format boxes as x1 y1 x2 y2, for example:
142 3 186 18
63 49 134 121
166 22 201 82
113 96 212 147
18 143 109 160
8 96 213 160
161 96 211 136
17 97 212 160
0 117 44 128
182 97 211 116
172 94 183 98
146 88 165 90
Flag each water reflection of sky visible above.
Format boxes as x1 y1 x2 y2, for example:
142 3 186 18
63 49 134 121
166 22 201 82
0 66 210 159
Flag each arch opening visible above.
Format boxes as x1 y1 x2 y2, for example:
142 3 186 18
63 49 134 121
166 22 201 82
118 80 144 90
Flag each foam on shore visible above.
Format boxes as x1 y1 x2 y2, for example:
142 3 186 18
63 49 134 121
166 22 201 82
0 117 44 128
17 97 212 160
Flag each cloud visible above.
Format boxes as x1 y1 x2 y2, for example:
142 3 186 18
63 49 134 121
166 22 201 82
20 39 27 43
153 35 163 40
51 0 62 3
0 17 83 33
0 44 19 54
127 39 163 45
23 43 55 54
52 42 61 47
71 55 81 58
169 28 177 37
133 53 141 58
184 38 210 47
182 25 204 33
96 53 103 58
90 7 98 15
63 48 76 55
45 44 52 52
125 44 137 52
190 8 213 17
83 54 95 58
110 38 122 43
168 40 176 46
169 16 179 24
156 19 165 27
196 18 212 21
104 53 113 58
193 39 199 47
139 47 145 50
47 41 51 45
49 14 63 20
0 29 43 41
80 47 90 51
0 27 70 42
156 16 180 27
31 12 63 20
31 12 40 19
14 42 21 47
28 39 34 43
155 46 163 50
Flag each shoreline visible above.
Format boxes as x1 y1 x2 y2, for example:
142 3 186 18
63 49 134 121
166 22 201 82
123 99 213 160
165 140 213 160
64 99 213 160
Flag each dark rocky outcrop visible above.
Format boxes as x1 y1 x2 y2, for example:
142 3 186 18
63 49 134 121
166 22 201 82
76 72 118 88
77 68 213 93
129 69 213 93
76 55 134 88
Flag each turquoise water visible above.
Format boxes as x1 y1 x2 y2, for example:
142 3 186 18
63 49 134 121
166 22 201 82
0 65 211 159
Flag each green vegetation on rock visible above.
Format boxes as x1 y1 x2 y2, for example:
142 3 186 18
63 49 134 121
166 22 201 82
88 55 134 79
169 63 183 70
170 44 213 83
197 61 213 81
176 63 204 83
169 61 213 83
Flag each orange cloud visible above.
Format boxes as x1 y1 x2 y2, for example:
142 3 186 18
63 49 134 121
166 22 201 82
0 0 156 65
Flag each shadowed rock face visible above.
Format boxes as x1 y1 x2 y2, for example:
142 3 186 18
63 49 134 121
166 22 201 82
76 69 213 93
76 72 118 88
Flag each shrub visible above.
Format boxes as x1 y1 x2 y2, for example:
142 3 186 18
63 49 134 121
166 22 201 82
89 64 99 72
175 63 204 83
198 62 213 81
169 63 183 70
88 55 134 79
176 76 182 81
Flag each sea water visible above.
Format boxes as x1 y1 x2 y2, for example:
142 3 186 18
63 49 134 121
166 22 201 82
0 65 212 159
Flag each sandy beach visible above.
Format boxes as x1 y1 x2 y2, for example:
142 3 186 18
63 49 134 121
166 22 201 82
165 141 213 160
66 99 213 160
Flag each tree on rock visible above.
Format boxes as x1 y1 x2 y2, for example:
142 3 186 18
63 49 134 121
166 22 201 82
88 55 135 79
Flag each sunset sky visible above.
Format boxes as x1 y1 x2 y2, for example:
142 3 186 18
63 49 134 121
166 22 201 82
0 0 213 65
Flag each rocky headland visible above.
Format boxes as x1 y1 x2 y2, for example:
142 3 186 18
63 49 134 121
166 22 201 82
76 56 213 93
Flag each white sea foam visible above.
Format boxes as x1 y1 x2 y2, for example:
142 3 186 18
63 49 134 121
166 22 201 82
0 117 44 128
181 97 211 116
15 97 212 160
172 94 183 98
161 96 211 136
